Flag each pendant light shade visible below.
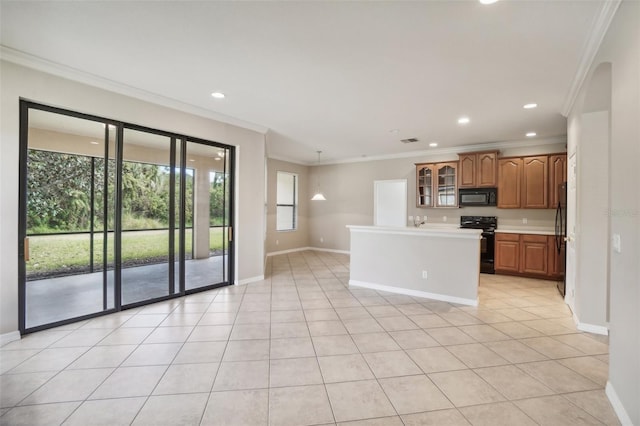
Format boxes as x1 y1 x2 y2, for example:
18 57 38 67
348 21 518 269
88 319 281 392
311 151 327 201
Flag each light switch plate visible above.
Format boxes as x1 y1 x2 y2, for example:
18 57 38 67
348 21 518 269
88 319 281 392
612 234 621 253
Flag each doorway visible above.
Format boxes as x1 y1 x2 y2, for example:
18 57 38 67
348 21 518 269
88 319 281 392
18 101 234 333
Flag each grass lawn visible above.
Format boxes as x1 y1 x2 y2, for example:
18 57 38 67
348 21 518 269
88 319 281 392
26 227 227 276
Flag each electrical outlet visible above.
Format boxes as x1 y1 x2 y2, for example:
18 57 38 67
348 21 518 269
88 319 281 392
408 215 414 222
442 216 447 222
276 240 279 246
320 237 324 243
423 215 428 222
422 270 428 279
522 218 528 224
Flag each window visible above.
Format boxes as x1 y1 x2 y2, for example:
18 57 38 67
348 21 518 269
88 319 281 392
276 171 298 231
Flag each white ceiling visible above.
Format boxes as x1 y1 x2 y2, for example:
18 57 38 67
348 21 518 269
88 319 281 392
0 1 605 164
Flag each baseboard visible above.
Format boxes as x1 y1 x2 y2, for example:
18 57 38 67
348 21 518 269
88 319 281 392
572 312 609 335
605 381 634 426
266 247 351 257
236 275 265 286
349 280 478 307
309 247 350 255
266 247 313 257
0 331 21 346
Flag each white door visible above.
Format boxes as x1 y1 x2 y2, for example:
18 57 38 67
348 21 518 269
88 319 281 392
565 152 578 309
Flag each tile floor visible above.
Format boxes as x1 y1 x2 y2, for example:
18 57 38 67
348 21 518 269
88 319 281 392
0 250 620 425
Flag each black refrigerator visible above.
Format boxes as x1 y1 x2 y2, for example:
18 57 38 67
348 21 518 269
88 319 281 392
555 182 567 296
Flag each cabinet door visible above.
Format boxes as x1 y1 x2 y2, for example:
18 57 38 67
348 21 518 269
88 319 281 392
477 152 498 187
498 158 522 208
522 156 549 208
416 164 434 207
495 234 520 272
458 154 476 188
435 162 458 207
549 154 567 208
520 234 548 275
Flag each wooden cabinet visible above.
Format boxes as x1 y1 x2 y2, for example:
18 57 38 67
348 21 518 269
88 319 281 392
495 232 564 280
497 158 522 208
549 154 567 208
458 151 498 188
416 162 458 208
495 233 520 273
522 156 549 208
416 164 434 207
498 154 560 209
520 234 548 275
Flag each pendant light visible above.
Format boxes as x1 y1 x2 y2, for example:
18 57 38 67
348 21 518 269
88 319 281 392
311 151 327 201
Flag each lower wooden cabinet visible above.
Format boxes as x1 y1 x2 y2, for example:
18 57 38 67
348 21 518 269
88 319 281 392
520 234 548 275
495 233 520 273
495 233 563 280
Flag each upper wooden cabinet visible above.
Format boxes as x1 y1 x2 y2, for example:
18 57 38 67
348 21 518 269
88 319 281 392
416 163 435 207
416 162 458 208
549 154 567 208
497 158 522 208
522 156 549 208
458 151 498 188
498 154 565 209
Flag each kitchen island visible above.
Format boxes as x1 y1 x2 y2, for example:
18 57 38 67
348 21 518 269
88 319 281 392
347 225 482 306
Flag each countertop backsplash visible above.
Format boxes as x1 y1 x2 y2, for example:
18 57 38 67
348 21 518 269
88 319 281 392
410 206 556 231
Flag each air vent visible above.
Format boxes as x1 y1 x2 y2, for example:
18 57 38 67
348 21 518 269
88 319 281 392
400 138 419 143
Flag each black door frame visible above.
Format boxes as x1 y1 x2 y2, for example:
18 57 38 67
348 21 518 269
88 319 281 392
18 100 235 334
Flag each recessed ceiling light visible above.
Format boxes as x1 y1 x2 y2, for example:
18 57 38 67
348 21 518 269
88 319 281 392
523 103 538 109
389 129 400 134
189 159 196 162
526 132 537 137
479 0 499 4
215 157 222 161
90 141 99 145
458 117 470 125
429 142 438 147
211 92 225 99
217 151 225 157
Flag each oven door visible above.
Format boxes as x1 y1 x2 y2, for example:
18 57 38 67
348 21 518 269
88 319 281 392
479 231 495 273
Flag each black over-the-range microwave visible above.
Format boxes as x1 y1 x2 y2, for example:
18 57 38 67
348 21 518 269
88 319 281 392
459 188 497 207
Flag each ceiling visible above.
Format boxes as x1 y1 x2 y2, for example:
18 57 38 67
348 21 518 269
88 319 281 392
0 1 605 164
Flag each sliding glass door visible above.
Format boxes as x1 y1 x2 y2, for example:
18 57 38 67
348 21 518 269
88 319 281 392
20 107 117 329
183 141 233 291
19 102 234 333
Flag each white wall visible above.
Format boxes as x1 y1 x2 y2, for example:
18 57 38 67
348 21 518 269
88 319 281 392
575 111 610 329
0 61 266 335
567 1 640 423
309 142 565 252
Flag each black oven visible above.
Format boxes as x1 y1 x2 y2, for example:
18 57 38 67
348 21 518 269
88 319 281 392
460 216 497 274
459 188 497 207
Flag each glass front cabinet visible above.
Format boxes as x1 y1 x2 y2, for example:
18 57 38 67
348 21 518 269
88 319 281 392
416 162 458 208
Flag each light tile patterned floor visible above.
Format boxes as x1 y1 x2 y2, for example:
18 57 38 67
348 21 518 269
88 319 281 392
0 250 620 425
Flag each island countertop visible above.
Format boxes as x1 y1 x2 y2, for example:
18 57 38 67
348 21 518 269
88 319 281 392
347 225 482 306
347 225 482 239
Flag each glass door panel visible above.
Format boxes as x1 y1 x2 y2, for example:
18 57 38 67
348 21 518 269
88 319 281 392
184 141 230 290
120 128 173 305
23 107 115 329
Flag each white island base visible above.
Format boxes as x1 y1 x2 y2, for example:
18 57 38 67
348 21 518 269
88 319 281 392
347 225 482 306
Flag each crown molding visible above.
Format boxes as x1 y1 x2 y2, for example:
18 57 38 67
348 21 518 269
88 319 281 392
311 135 567 166
561 0 621 117
268 135 567 167
0 46 269 134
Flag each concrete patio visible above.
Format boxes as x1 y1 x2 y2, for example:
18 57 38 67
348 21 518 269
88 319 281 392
25 256 226 329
